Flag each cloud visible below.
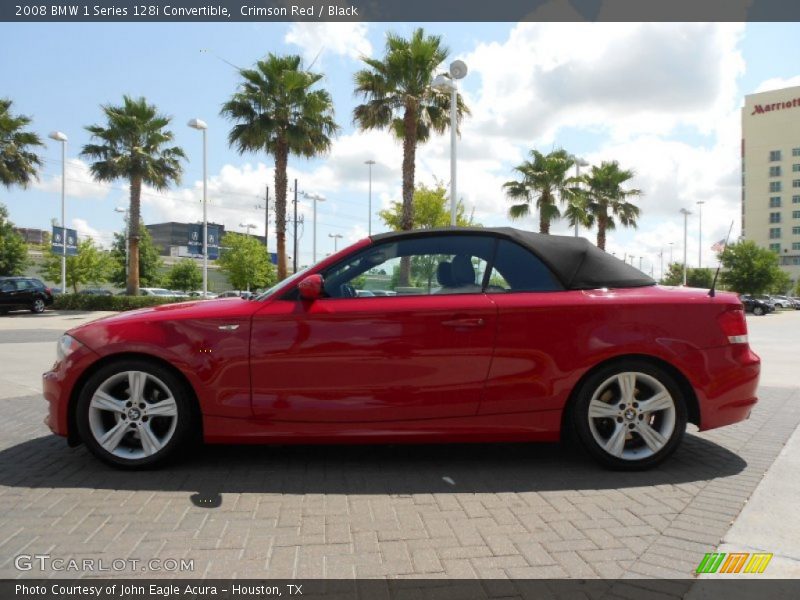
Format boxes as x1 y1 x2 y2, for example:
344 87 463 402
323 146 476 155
35 158 113 199
753 75 800 94
72 217 114 249
284 22 372 65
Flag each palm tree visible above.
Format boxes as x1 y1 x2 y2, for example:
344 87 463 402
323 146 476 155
81 96 185 295
579 161 642 251
353 28 468 285
0 98 43 188
503 149 576 234
221 54 339 280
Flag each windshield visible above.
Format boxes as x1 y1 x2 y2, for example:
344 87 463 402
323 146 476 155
255 265 313 301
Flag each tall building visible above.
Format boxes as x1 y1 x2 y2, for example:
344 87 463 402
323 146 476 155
742 85 800 282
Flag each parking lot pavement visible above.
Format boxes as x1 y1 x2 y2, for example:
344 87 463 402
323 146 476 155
0 310 798 580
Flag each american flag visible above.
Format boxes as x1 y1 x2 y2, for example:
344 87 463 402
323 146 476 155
711 239 726 253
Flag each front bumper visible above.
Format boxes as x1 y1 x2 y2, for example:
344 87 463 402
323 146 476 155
42 341 101 438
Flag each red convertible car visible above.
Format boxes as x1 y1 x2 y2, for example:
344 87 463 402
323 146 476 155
43 228 760 470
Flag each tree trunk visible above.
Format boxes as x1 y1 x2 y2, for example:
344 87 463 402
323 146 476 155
399 102 418 287
539 207 550 235
597 212 607 251
274 141 288 280
127 176 141 296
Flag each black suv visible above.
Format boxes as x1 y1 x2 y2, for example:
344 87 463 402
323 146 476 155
0 277 54 314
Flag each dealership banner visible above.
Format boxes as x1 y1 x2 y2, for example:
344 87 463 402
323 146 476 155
3 0 800 22
187 224 220 260
50 226 78 256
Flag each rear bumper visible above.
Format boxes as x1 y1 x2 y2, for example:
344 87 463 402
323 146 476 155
696 344 760 431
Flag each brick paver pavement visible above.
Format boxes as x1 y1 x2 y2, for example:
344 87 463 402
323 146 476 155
1 386 798 579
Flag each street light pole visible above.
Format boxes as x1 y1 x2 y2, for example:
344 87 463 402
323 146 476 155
680 208 692 286
114 207 129 280
188 118 209 296
696 200 705 268
329 233 343 252
293 179 298 273
302 191 326 263
49 131 68 293
365 160 375 236
432 60 467 227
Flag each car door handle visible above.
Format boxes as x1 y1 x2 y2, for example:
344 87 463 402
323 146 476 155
441 318 485 328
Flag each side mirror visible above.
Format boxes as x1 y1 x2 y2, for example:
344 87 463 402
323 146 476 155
298 274 324 301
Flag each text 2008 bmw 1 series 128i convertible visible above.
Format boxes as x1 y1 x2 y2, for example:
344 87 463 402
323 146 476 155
43 227 760 470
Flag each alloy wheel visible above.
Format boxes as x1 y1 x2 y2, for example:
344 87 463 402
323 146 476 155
87 370 179 460
586 371 677 461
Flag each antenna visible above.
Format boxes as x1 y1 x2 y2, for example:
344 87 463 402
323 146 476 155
709 221 735 298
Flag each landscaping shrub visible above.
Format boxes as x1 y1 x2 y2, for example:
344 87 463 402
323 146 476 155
52 294 189 312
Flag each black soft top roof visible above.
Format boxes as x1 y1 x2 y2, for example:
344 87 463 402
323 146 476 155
370 227 655 290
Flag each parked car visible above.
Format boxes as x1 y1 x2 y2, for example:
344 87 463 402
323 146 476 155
78 288 113 296
43 227 760 471
739 295 770 316
218 290 253 299
188 291 218 299
0 277 54 314
771 295 795 309
139 288 176 297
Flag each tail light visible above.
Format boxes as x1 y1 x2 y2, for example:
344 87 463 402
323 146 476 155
718 307 748 344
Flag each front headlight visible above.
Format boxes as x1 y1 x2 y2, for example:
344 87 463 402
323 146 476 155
56 334 83 362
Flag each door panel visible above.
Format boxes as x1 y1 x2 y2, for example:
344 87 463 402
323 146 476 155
250 295 498 422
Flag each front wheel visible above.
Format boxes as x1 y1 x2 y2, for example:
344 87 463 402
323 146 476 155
571 361 687 470
31 297 46 313
76 359 194 469
753 305 764 316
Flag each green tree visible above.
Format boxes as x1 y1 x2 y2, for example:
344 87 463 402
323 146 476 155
576 161 642 251
0 203 28 275
40 238 113 293
503 149 577 234
769 269 793 295
81 96 185 296
379 183 473 230
354 28 468 285
0 99 43 188
217 232 276 291
719 241 782 295
221 54 339 281
109 224 163 289
661 263 714 288
166 259 202 292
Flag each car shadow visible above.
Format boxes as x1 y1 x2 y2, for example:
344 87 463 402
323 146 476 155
0 431 745 495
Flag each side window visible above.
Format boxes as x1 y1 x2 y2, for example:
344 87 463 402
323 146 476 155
487 240 562 292
0 281 14 293
322 235 494 298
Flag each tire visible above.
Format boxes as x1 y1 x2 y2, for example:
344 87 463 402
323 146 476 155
76 359 194 469
31 297 46 313
571 360 687 470
753 306 764 316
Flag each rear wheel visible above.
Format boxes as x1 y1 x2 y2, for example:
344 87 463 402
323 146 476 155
572 360 687 470
753 305 764 316
76 359 193 469
31 297 45 313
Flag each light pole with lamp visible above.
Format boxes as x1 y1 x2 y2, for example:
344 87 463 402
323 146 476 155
48 131 68 293
365 160 375 236
187 118 208 296
696 200 705 268
301 191 326 263
114 207 129 281
329 233 343 252
571 156 589 237
680 208 692 286
239 222 256 237
432 60 467 227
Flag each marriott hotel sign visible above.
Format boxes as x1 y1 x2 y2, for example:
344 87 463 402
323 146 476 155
751 96 800 115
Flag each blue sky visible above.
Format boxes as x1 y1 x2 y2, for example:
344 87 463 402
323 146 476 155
2 21 800 270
